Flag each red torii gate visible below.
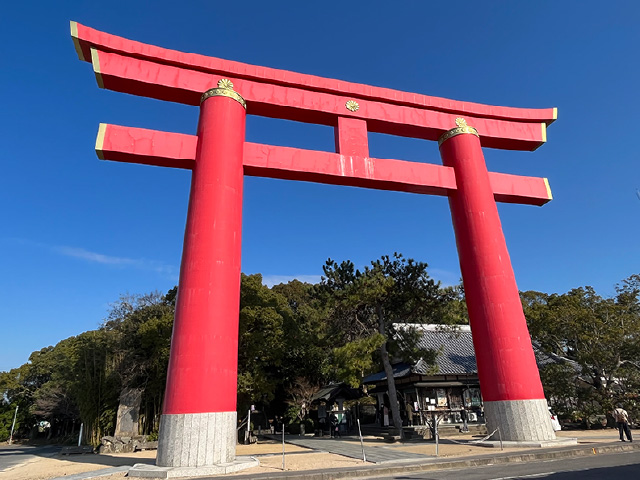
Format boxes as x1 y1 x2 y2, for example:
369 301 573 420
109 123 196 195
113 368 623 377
71 21 559 472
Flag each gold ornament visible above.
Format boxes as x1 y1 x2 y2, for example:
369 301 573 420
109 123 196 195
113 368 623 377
437 117 479 147
345 100 360 112
217 78 234 89
201 79 246 109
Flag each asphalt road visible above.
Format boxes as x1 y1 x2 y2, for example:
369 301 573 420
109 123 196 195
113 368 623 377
0 444 60 473
366 449 640 479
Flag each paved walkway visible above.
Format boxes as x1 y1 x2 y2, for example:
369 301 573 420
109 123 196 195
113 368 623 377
231 440 640 480
276 435 432 464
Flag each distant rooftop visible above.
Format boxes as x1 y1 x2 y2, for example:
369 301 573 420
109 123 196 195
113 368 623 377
362 324 578 383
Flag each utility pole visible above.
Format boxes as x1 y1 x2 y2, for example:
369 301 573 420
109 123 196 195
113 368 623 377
9 405 19 445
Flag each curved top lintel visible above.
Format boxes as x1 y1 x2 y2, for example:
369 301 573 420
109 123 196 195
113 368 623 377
70 21 557 126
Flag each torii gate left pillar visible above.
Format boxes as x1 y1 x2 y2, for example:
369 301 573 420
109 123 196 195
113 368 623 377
157 84 247 468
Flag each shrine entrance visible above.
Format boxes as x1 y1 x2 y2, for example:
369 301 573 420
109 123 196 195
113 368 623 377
71 21 561 471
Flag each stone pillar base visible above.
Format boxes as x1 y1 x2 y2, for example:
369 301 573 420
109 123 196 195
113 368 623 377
484 437 577 448
128 457 258 478
128 456 259 478
157 411 236 467
484 398 556 442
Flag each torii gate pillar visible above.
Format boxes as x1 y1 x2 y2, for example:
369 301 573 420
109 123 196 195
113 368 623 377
157 84 247 468
439 120 555 441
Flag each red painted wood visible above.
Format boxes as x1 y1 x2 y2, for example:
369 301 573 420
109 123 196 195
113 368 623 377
97 123 195 169
96 124 551 206
335 117 369 157
440 132 546 402
72 21 556 125
91 49 547 151
244 142 455 196
162 94 245 415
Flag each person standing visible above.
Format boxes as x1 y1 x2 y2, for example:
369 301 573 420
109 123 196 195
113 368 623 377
318 404 327 436
405 402 414 426
329 411 340 438
613 404 633 442
460 408 469 432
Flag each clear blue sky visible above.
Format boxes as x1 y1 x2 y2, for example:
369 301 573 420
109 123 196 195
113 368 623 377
1 1 638 372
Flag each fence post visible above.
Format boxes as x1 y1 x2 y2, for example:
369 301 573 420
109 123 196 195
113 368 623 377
357 419 367 463
282 428 285 470
435 414 439 457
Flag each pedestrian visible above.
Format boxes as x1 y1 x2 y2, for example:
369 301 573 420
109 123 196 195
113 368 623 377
612 403 633 442
460 407 469 432
405 402 414 426
329 411 340 438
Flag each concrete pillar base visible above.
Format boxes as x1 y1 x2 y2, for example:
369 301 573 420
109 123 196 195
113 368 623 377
157 411 236 467
484 398 556 442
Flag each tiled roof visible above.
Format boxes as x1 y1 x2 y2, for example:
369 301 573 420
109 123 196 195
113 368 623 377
532 341 581 372
362 326 476 383
362 363 413 383
310 383 362 403
361 325 578 383
414 328 477 375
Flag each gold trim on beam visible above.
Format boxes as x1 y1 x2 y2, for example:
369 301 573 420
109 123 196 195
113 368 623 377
70 21 85 61
543 177 553 201
90 48 104 89
201 79 246 109
438 117 479 147
532 123 548 151
95 123 106 160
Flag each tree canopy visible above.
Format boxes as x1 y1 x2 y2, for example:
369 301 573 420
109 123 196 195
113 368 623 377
319 253 448 437
2 253 637 443
521 274 640 424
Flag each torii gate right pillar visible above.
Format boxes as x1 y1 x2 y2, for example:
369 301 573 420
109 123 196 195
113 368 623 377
439 119 556 442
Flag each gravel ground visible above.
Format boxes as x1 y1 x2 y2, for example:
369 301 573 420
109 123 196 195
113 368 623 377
0 429 624 480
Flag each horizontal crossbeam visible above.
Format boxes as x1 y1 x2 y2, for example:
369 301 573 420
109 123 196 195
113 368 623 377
89 48 547 151
96 124 552 206
71 22 556 126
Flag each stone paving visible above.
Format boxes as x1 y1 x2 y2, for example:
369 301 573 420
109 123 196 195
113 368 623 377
279 435 432 464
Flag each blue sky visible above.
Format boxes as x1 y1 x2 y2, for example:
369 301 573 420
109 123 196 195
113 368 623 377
1 1 638 372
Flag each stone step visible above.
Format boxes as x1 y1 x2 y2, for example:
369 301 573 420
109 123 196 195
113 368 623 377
61 445 94 455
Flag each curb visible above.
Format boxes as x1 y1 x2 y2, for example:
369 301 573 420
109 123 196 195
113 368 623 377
51 466 130 480
226 441 640 480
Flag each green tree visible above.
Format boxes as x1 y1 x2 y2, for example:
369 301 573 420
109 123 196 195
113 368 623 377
272 280 331 397
522 274 640 423
0 344 80 441
29 341 78 439
320 253 445 438
439 282 469 325
0 365 32 441
68 330 121 444
237 274 292 413
101 290 175 435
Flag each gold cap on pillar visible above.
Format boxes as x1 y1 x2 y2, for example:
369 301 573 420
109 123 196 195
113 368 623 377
438 118 479 147
201 79 247 109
